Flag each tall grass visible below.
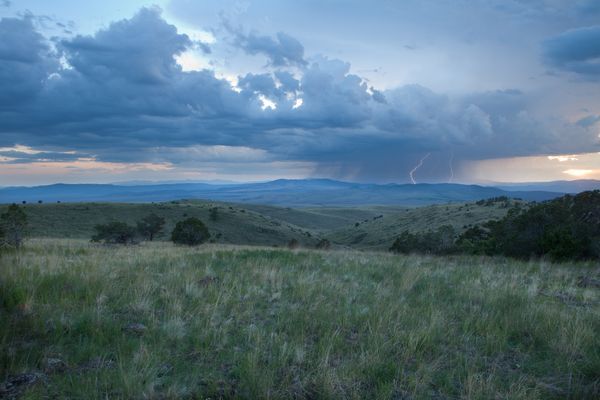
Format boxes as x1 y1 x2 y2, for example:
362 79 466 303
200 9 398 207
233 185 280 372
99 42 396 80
1 239 598 399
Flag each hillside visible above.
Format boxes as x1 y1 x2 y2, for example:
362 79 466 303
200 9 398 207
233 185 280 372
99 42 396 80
241 204 405 231
1 199 520 249
327 199 520 250
0 179 563 206
1 240 598 399
0 201 321 247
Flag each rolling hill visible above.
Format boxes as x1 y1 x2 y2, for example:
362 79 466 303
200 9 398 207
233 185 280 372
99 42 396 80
0 179 563 206
326 199 520 250
496 179 600 193
1 197 524 250
1 201 321 247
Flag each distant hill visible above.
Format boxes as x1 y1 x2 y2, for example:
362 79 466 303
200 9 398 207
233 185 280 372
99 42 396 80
0 200 321 247
0 179 563 206
495 179 600 193
0 198 520 250
326 199 520 250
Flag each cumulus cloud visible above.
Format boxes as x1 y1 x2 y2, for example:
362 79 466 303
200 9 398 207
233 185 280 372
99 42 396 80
542 25 600 77
0 16 58 107
61 8 192 84
231 29 307 67
0 8 597 182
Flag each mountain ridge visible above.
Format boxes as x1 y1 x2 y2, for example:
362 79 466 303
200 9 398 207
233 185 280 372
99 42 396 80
0 179 570 206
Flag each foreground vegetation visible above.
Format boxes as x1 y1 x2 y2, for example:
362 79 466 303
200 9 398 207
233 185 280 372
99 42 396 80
1 240 599 399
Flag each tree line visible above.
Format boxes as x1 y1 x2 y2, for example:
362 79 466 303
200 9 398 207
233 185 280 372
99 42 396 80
390 190 600 261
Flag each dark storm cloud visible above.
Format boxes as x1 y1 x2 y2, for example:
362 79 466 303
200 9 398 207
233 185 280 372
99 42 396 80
0 16 58 107
231 29 307 68
542 25 600 77
0 8 598 182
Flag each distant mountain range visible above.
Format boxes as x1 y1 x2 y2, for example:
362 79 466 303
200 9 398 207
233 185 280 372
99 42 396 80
494 179 600 194
0 178 586 206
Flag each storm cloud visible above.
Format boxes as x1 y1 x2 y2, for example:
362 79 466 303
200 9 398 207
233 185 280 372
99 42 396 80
0 6 598 182
233 29 307 68
542 25 600 78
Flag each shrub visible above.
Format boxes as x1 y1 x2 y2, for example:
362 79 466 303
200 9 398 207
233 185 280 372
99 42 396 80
389 225 456 255
91 222 137 245
540 228 587 261
316 239 331 250
455 225 491 255
171 217 210 246
389 231 418 254
0 204 27 248
209 207 219 222
136 213 165 241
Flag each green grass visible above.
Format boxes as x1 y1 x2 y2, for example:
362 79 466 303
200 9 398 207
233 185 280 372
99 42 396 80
327 201 518 250
1 200 514 251
1 239 598 399
241 204 404 232
0 201 321 247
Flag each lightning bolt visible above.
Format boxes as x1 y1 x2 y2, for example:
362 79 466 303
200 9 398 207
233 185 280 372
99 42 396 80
448 152 454 183
409 153 430 184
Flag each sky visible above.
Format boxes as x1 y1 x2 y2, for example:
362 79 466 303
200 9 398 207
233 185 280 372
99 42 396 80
1 0 600 185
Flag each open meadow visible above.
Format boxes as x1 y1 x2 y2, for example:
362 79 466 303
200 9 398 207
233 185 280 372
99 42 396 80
1 239 598 399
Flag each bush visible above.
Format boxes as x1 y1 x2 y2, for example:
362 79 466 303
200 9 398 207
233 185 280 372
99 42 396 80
316 239 331 250
1 204 27 248
209 207 219 222
136 213 165 241
389 231 418 254
171 218 210 246
455 226 491 255
389 225 456 255
91 222 137 245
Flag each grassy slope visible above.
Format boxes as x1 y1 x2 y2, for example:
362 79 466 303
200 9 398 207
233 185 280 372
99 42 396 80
327 201 517 250
1 201 322 247
242 204 405 232
1 240 598 399
1 201 511 251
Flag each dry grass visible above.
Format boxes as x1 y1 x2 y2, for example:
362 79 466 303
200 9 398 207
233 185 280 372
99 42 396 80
1 239 599 399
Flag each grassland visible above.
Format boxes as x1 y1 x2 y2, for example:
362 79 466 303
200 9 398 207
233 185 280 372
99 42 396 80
326 201 516 250
0 200 511 250
1 239 598 399
1 201 322 247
